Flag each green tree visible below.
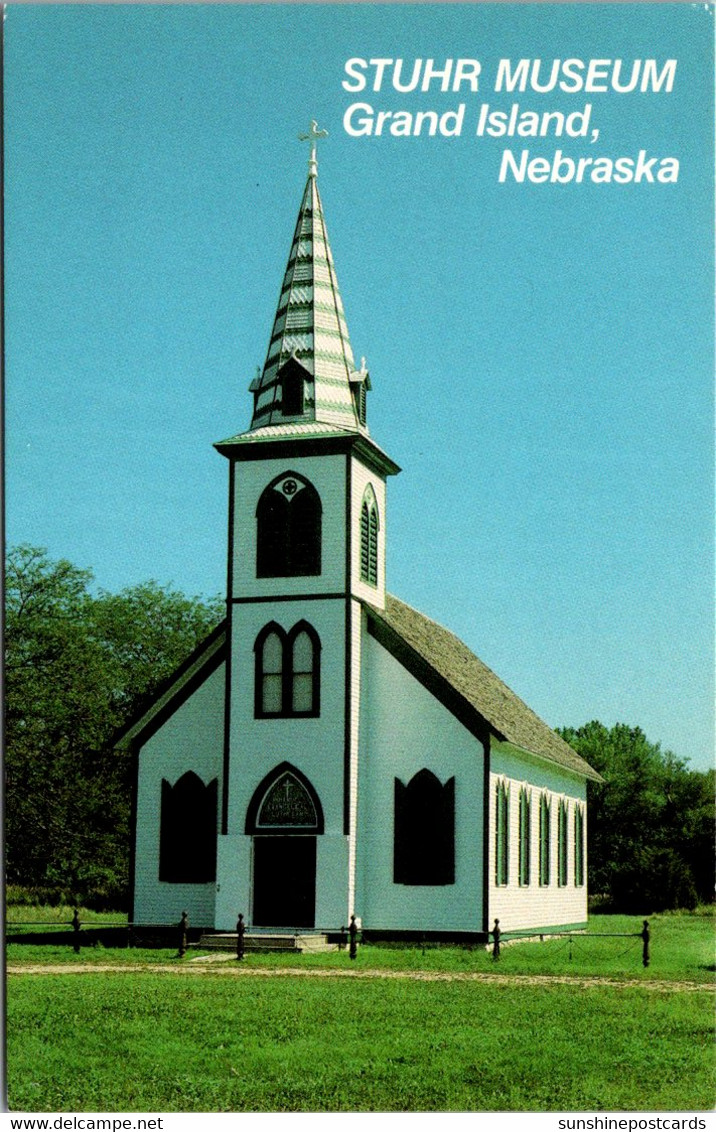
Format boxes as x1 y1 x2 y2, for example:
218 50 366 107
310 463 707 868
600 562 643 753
559 720 714 912
5 545 222 907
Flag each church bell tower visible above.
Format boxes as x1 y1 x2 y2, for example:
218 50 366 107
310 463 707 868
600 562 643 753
212 123 400 931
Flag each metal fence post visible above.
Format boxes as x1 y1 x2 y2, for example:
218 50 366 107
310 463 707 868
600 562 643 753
641 920 650 968
349 914 358 960
236 913 245 961
71 908 81 955
492 918 501 960
178 911 188 958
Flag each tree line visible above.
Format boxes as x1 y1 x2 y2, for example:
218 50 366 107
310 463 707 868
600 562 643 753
5 545 714 912
5 545 222 908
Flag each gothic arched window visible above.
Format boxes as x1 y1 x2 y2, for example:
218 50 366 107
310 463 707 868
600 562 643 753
360 486 379 586
256 472 321 578
495 779 510 886
394 769 455 886
574 803 585 887
245 761 324 835
558 799 569 887
257 772 318 829
539 793 551 886
254 621 320 718
519 787 531 886
159 771 217 883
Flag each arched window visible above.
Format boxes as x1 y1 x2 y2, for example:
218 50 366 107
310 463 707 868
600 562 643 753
495 779 510 886
360 486 379 586
254 621 320 718
539 793 551 886
574 803 585 887
245 761 324 835
558 799 569 886
257 772 318 829
159 771 217 884
256 472 321 578
394 769 455 886
519 787 531 886
257 627 284 715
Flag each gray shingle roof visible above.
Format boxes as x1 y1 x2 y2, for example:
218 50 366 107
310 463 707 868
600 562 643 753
368 594 602 782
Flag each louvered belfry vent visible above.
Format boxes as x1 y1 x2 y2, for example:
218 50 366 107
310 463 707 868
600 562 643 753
360 486 379 587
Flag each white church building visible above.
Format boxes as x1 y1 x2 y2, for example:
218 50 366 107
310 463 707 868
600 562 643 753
118 127 601 940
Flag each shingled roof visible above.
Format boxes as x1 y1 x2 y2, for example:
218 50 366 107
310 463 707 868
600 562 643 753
367 594 602 782
247 156 365 433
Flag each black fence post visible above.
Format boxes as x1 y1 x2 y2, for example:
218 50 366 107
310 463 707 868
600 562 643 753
349 914 358 960
236 913 245 961
641 920 650 968
71 908 81 955
178 911 188 958
492 918 501 960
339 925 346 951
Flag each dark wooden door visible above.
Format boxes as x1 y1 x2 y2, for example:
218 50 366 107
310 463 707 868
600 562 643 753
252 836 316 927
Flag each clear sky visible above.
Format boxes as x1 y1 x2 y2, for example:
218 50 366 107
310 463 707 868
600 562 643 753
5 3 714 771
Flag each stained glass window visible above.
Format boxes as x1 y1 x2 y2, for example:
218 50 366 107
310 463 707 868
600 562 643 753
257 772 318 827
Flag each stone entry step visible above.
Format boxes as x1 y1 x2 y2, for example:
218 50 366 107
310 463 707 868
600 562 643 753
195 932 337 954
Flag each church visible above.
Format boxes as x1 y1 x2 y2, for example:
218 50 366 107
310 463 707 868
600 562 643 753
118 124 601 940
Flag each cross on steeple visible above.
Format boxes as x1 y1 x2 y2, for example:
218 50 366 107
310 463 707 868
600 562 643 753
298 120 328 178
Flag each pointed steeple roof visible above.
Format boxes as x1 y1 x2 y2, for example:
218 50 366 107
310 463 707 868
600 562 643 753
216 124 399 477
248 122 366 434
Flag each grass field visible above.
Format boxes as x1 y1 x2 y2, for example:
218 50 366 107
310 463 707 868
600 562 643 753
7 910 715 981
6 904 126 926
6 910 715 1113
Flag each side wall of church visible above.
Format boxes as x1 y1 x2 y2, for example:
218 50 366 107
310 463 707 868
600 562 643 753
356 626 486 932
133 663 225 926
489 742 588 932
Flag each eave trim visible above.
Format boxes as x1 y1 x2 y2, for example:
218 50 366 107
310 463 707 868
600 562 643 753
365 606 495 749
113 621 227 750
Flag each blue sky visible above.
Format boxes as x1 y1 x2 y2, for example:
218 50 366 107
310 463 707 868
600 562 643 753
5 3 714 770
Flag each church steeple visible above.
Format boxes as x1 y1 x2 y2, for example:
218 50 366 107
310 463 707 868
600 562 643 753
247 121 369 434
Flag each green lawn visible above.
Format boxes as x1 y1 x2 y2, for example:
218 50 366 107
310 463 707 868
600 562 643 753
7 972 714 1112
7 910 715 1112
7 910 715 982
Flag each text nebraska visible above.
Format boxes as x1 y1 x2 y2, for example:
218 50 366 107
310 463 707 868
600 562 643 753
500 149 680 184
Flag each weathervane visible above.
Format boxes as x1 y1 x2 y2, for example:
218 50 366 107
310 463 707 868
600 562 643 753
298 120 328 177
